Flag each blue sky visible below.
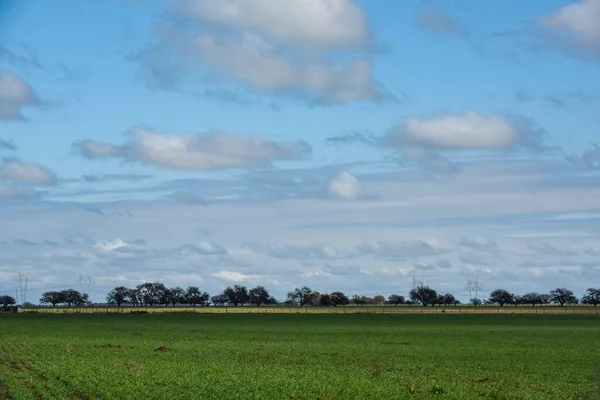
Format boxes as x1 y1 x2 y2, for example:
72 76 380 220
1 0 599 303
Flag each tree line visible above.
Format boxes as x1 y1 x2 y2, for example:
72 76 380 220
10 284 598 309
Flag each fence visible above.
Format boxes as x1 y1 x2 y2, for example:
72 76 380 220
17 305 600 315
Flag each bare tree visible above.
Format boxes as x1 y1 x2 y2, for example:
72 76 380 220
106 286 130 307
582 288 600 306
248 286 273 306
548 288 578 306
287 286 316 306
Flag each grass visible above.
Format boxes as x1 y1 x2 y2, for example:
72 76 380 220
0 314 599 399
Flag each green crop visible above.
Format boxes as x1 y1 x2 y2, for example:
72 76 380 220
1 314 598 399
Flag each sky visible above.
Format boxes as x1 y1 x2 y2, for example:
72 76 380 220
0 0 599 304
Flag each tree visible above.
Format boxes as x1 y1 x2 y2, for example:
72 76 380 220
73 293 90 306
539 293 551 306
512 295 522 306
319 293 332 306
1 295 16 308
168 287 186 306
61 289 85 307
409 285 438 307
521 292 542 306
352 295 371 305
488 289 514 306
248 286 272 307
223 285 249 306
440 293 457 306
372 295 386 305
548 288 578 306
387 294 405 305
106 286 130 307
582 288 600 306
287 286 316 306
136 282 167 307
186 287 210 306
470 298 482 306
211 293 227 306
329 292 349 306
40 291 65 307
127 288 140 307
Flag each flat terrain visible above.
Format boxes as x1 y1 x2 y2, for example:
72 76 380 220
1 314 598 400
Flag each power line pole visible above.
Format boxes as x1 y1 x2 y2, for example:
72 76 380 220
77 272 94 293
412 275 424 289
465 276 482 304
17 272 29 305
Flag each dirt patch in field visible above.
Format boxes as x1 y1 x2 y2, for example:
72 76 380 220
95 344 132 350
154 346 169 352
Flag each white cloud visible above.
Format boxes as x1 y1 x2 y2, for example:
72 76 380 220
385 110 544 151
94 239 130 252
380 110 546 174
0 159 55 185
0 72 39 120
177 0 369 49
73 128 310 170
191 33 381 103
328 171 363 200
212 270 253 282
540 0 600 56
135 0 388 103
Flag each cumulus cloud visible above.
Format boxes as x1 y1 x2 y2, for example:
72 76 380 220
177 0 369 49
0 159 56 185
327 171 363 200
328 110 547 174
212 270 253 282
383 110 545 151
0 72 41 120
73 128 310 171
539 0 600 57
417 4 469 37
134 0 389 104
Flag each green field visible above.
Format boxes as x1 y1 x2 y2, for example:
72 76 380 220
1 314 598 400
